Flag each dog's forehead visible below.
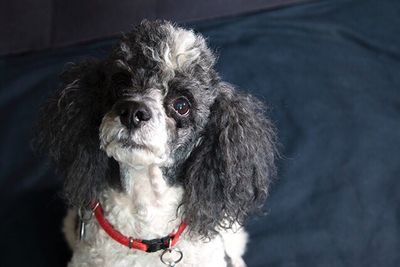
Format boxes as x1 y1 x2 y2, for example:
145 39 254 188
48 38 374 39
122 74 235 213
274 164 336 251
120 21 206 71
112 21 216 95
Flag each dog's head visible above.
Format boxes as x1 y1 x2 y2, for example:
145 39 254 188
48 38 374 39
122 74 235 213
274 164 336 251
37 21 277 238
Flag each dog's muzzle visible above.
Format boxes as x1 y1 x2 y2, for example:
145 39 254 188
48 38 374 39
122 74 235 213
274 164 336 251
114 100 152 130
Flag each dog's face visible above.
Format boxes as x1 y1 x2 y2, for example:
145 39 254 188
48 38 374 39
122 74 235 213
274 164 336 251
38 21 277 237
98 23 218 174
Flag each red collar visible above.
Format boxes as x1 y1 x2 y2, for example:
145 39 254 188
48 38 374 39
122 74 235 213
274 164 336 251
92 201 187 253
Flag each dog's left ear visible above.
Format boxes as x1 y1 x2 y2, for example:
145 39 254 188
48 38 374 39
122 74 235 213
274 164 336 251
181 82 277 238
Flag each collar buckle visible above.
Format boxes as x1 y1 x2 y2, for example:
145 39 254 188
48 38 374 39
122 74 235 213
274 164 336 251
142 236 172 253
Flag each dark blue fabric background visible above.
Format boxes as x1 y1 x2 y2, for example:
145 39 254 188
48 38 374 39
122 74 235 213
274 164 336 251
1 0 399 266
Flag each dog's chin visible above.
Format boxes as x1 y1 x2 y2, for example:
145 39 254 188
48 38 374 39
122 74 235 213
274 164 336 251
102 139 167 168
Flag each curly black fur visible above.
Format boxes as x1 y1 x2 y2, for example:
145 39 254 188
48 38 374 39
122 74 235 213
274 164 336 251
35 60 120 207
180 83 277 238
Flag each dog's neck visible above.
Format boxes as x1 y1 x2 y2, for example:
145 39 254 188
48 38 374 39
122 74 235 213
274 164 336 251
99 163 184 239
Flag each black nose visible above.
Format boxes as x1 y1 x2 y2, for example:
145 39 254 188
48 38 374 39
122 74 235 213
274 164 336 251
115 101 152 129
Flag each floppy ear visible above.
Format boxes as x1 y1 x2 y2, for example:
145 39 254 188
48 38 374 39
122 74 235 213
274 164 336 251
181 83 277 238
36 59 116 208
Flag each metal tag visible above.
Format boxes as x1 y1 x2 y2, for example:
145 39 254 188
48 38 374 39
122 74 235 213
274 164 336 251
79 219 86 241
78 207 92 241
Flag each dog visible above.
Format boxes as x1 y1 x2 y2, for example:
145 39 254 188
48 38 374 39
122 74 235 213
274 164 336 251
37 20 277 267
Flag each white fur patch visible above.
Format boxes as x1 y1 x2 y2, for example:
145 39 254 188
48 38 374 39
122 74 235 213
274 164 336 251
163 26 202 71
141 24 205 78
220 226 249 267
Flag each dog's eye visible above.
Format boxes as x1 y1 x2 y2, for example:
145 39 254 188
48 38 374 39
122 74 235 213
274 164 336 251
172 97 190 116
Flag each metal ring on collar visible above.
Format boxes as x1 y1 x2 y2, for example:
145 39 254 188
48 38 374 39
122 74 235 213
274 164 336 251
160 247 183 266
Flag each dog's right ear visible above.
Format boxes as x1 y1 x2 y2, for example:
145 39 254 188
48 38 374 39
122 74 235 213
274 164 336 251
35 59 113 208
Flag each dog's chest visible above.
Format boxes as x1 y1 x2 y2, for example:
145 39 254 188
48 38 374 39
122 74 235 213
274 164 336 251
67 166 230 267
70 232 227 267
70 200 227 267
